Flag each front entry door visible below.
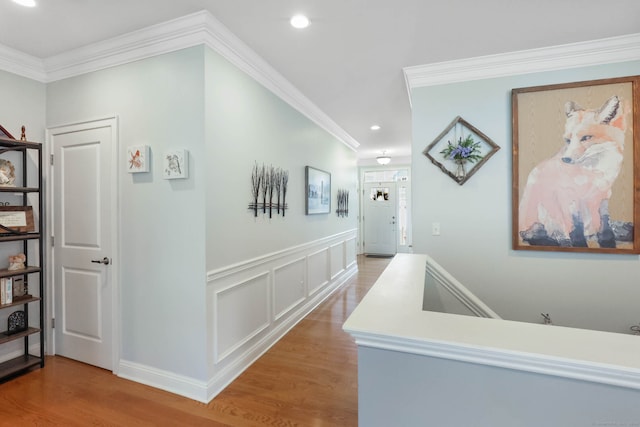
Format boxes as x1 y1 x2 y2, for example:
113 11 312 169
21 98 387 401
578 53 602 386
363 182 397 255
51 118 116 370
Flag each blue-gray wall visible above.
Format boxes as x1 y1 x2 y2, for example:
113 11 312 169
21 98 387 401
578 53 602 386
47 46 208 379
411 60 640 333
204 47 358 270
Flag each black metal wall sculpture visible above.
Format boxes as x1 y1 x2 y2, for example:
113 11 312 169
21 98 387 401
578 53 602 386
336 189 349 217
249 162 289 218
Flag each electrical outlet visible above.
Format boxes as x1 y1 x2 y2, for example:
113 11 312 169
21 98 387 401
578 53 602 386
432 222 441 236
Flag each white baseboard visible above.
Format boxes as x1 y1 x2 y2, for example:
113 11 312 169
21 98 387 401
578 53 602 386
118 359 209 403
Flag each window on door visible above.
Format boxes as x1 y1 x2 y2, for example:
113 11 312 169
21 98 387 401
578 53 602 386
370 187 390 201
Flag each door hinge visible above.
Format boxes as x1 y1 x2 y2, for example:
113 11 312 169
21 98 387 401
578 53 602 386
51 318 55 329
51 236 54 247
50 154 54 166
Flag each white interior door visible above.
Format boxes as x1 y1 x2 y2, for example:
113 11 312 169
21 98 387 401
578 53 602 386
363 182 397 255
51 119 117 370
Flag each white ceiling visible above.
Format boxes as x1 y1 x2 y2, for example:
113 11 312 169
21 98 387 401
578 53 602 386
2 0 640 161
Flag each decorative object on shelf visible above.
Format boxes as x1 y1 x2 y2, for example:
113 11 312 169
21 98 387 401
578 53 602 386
513 76 640 254
423 116 500 186
0 159 16 187
336 189 349 217
248 162 289 218
20 126 26 142
7 310 26 335
163 149 189 179
0 136 44 378
127 145 150 173
0 206 35 234
11 276 26 299
8 253 26 271
305 166 331 215
0 124 15 140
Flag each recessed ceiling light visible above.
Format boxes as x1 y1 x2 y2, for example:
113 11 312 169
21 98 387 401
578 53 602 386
12 0 36 7
370 125 381 131
290 14 310 29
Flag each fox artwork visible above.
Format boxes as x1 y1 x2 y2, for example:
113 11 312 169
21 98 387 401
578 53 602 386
519 95 632 248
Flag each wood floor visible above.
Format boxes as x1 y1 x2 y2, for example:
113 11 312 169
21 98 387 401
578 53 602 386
0 255 392 426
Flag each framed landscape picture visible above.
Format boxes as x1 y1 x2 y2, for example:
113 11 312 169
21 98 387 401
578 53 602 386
512 75 640 254
305 166 331 215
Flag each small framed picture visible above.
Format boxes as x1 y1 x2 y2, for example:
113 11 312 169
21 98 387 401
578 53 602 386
127 145 150 173
163 149 189 179
305 166 331 214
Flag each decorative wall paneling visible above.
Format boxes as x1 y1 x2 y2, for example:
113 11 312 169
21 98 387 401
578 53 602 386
330 242 345 280
206 229 357 401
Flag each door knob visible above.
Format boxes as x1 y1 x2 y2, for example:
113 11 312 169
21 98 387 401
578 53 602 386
91 257 110 265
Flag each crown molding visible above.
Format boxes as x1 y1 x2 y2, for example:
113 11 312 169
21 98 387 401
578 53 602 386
404 32 640 92
198 13 359 150
43 11 212 83
0 44 46 81
0 10 359 151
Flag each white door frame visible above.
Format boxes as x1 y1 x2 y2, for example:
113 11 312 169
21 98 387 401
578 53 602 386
45 116 120 373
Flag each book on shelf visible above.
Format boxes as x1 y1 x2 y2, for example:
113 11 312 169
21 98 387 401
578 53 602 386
1 277 12 305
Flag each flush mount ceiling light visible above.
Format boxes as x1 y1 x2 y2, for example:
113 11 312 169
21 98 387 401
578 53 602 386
377 151 391 165
290 14 310 29
12 0 36 6
370 125 381 131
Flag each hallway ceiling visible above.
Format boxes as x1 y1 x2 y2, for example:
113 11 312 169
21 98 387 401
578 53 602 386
2 0 640 161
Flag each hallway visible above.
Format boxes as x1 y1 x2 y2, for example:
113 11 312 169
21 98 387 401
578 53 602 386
0 255 392 426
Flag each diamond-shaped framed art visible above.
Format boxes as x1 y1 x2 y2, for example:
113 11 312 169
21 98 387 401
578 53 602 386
423 116 500 185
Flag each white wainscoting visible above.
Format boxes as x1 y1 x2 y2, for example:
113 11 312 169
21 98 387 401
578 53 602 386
273 257 306 321
329 242 345 280
215 271 271 363
307 248 329 295
205 229 358 402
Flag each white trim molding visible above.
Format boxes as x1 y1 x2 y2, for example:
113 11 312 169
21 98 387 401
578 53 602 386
119 359 209 403
344 254 640 391
206 229 358 402
404 32 640 103
425 255 501 319
0 44 46 81
0 10 359 152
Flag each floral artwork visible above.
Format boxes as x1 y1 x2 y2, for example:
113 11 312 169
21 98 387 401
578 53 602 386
127 145 150 173
440 135 482 163
423 116 500 185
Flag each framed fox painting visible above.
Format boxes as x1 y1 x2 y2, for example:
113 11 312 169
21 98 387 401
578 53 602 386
512 76 640 254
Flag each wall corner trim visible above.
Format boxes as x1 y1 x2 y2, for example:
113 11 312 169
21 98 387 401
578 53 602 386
403 32 640 92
